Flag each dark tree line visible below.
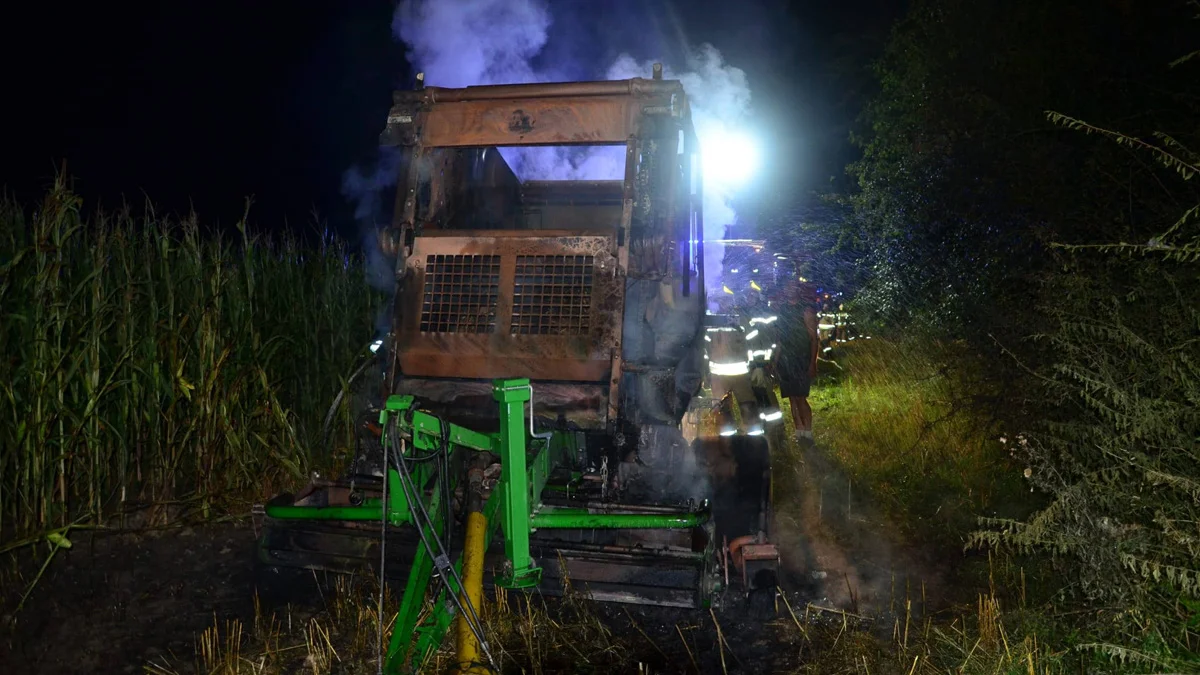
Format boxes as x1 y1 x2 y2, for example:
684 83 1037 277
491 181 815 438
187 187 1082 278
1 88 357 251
849 0 1197 338
790 0 1200 665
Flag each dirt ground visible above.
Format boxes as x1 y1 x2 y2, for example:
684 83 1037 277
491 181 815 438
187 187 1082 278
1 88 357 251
771 438 953 616
0 437 957 674
0 523 259 674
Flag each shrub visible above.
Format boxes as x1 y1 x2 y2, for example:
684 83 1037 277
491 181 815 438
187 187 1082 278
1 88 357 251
974 116 1200 667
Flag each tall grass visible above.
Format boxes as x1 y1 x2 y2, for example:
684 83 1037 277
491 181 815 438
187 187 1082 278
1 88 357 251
808 338 1029 546
0 178 381 542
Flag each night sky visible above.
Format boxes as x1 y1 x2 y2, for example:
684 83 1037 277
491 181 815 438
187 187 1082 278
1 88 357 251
2 0 903 240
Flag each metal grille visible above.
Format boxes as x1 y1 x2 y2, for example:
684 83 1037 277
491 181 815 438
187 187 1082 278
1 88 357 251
420 255 500 333
511 255 594 335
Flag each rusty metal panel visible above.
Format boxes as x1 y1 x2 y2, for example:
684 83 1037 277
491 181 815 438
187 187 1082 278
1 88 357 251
510 254 594 336
418 254 501 333
607 140 639 424
520 180 624 230
420 96 640 147
396 232 622 383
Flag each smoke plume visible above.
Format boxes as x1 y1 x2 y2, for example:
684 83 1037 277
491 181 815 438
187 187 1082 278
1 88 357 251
341 148 402 346
605 46 752 232
392 0 557 87
341 148 401 296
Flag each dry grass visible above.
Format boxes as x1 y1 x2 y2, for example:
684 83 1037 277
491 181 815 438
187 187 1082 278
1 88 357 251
767 574 1063 674
148 570 1071 674
145 574 396 675
145 573 659 675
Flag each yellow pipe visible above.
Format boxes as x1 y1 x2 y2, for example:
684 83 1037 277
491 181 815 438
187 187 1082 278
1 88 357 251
455 510 488 673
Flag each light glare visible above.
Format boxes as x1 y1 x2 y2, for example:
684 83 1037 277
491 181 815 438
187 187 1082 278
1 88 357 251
702 129 761 189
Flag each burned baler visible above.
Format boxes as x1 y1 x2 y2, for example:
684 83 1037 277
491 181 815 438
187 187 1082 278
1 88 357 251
255 71 778 672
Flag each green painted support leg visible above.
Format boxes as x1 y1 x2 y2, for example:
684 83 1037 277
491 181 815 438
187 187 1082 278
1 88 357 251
492 379 541 589
385 529 435 672
384 457 510 672
384 474 448 673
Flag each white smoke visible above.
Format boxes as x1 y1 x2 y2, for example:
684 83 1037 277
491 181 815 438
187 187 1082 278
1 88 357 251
393 0 621 184
391 0 555 87
341 149 402 293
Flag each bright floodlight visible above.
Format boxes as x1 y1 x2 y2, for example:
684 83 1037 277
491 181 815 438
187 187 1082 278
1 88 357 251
702 129 761 189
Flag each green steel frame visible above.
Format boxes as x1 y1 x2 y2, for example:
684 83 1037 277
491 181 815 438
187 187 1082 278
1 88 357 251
263 378 709 673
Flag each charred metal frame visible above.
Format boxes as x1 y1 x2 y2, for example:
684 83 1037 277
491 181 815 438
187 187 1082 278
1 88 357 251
378 73 706 432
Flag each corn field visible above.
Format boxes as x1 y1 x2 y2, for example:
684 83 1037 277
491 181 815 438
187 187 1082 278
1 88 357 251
0 180 382 542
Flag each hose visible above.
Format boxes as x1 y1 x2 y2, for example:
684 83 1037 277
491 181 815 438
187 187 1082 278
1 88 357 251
391 440 496 673
376 430 389 675
383 418 498 673
439 419 454 555
322 340 384 451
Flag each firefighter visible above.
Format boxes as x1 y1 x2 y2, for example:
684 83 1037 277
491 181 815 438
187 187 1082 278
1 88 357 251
706 316 757 436
776 281 820 443
743 290 783 434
